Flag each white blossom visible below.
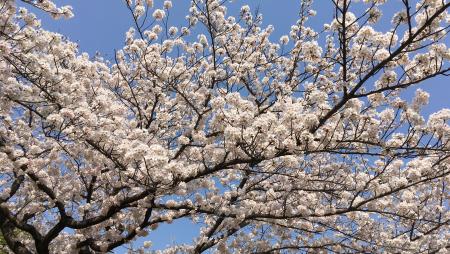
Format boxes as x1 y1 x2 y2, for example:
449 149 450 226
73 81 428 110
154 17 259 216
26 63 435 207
152 9 165 20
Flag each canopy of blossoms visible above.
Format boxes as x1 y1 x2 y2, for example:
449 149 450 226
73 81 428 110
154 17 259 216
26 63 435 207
0 0 449 253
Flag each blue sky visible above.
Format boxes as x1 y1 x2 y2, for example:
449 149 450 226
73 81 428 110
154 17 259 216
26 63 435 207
29 0 447 116
23 0 449 252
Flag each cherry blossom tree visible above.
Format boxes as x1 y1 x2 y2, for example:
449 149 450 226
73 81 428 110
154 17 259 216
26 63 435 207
1 0 450 253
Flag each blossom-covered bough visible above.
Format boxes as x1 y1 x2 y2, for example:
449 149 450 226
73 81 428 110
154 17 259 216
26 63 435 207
1 0 450 253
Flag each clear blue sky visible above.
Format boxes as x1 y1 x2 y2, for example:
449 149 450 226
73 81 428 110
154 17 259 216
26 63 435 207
29 0 446 117
24 0 449 252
